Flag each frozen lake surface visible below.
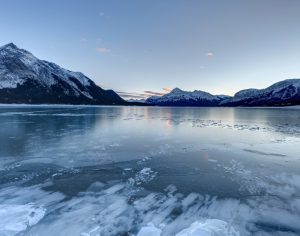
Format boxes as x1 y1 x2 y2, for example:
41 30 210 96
0 105 299 236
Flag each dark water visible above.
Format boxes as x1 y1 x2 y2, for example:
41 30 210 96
0 105 299 236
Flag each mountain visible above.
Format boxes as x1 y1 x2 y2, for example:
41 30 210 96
1 43 299 107
127 98 146 103
221 79 300 106
0 43 126 105
146 88 231 106
146 80 300 107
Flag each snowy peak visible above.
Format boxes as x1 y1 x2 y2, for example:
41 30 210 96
0 43 34 58
146 87 231 106
266 79 300 92
0 43 88 90
233 79 300 100
221 79 300 106
147 79 300 107
1 43 18 50
234 88 259 99
170 87 184 94
0 43 125 105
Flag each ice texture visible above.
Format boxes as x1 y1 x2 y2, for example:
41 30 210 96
137 223 162 236
175 219 239 236
0 106 299 236
0 204 45 236
0 170 299 236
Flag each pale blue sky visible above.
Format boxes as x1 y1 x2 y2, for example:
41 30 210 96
1 0 300 98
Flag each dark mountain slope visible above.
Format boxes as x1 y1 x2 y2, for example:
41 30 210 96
0 43 126 105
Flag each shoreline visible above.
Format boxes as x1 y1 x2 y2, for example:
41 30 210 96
0 103 299 109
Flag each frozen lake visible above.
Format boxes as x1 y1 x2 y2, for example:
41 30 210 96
0 105 299 236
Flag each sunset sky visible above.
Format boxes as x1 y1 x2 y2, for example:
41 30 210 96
1 0 300 99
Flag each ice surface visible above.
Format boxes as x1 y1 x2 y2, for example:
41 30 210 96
0 184 64 236
137 223 162 236
0 204 45 236
175 219 239 236
0 170 297 236
130 167 157 186
0 106 299 235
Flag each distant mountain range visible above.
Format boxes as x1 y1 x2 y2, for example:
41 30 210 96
127 98 146 103
0 43 299 106
146 88 231 106
0 43 125 105
220 79 300 106
146 80 300 106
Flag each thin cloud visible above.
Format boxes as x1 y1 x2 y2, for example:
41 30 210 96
96 47 111 53
99 12 105 17
163 87 172 93
117 88 172 100
206 52 214 57
96 38 103 42
117 91 148 100
144 91 165 96
144 88 173 97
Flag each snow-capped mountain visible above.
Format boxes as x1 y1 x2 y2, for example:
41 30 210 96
221 79 300 106
0 43 125 104
146 88 231 106
146 80 300 107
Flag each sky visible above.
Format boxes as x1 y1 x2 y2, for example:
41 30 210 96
1 0 300 99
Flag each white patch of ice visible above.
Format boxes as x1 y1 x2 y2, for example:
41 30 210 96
0 204 46 236
175 219 240 236
130 167 157 186
137 223 162 236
